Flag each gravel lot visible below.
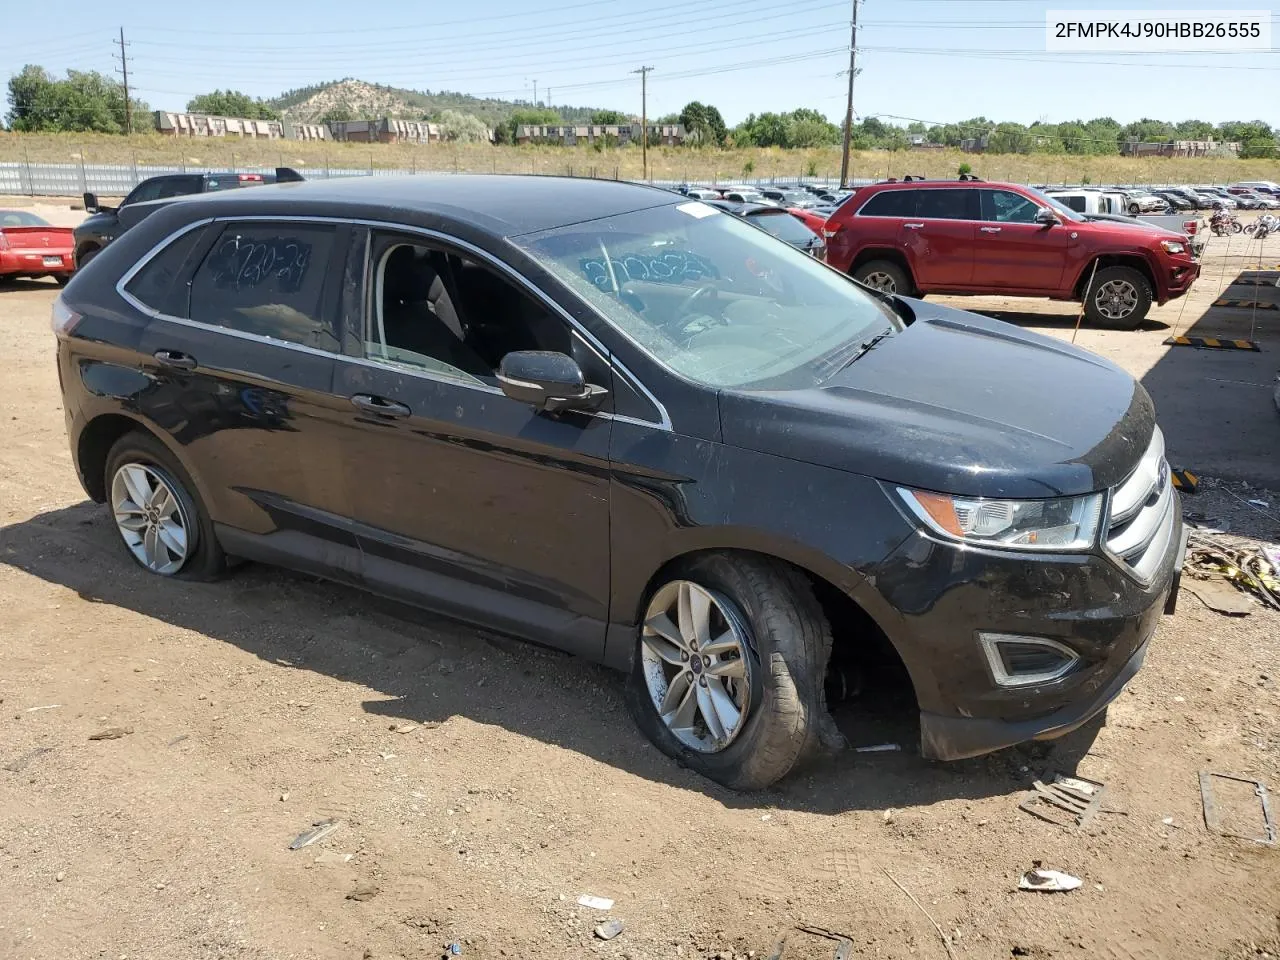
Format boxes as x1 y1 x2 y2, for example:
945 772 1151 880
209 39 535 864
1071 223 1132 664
2 198 1278 960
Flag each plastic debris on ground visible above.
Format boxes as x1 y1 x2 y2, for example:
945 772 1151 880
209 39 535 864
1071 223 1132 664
594 920 625 941
1018 868 1082 892
854 743 902 753
289 819 342 850
88 726 133 740
577 894 614 910
1184 529 1280 612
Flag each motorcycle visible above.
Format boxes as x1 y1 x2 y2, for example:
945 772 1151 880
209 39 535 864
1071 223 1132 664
1244 213 1278 240
1208 205 1244 236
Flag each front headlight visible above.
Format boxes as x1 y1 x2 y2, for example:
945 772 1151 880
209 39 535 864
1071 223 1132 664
897 487 1104 551
1161 240 1186 255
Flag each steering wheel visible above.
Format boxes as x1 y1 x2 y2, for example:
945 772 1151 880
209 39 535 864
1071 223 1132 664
676 284 715 318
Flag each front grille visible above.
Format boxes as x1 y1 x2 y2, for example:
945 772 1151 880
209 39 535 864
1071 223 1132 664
1105 427 1177 583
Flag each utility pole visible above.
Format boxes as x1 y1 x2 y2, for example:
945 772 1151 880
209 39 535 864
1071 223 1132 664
533 79 538 106
114 27 132 134
632 65 653 181
838 0 860 188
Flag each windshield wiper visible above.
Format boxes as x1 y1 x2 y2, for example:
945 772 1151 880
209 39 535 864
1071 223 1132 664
833 328 895 374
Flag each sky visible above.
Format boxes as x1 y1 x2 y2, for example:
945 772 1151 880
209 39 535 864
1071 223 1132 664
6 0 1279 128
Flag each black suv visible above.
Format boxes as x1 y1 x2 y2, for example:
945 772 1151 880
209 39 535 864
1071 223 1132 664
54 176 1184 789
73 167 303 269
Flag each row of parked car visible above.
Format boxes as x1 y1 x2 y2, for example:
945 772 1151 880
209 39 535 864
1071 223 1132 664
1038 182 1280 214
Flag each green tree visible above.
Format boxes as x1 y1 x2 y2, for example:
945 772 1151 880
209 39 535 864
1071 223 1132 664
590 109 626 124
319 105 353 124
678 100 727 146
786 108 840 147
502 107 562 143
1174 118 1215 140
6 64 147 133
1240 138 1278 159
186 89 279 120
437 109 490 142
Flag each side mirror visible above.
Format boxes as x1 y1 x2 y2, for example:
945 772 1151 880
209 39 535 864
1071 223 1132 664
82 192 99 214
1035 207 1059 225
496 350 607 414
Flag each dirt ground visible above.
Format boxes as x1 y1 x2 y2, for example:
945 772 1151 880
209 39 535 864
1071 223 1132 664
2 199 1279 960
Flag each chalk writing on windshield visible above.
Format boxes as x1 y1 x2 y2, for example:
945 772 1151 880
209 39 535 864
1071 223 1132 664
208 235 312 293
580 250 717 290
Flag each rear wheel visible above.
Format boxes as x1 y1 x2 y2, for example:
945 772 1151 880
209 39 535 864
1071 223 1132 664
104 431 225 580
1083 265 1152 330
76 246 101 270
851 259 911 296
626 553 836 791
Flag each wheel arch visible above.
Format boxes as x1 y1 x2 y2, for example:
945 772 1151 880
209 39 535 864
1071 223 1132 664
77 412 212 509
1071 252 1157 300
849 246 915 286
612 541 928 712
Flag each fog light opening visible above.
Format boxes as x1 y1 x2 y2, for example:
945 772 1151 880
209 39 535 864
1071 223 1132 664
979 633 1080 688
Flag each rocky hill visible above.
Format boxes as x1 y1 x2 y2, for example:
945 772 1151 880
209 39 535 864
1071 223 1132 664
269 78 602 126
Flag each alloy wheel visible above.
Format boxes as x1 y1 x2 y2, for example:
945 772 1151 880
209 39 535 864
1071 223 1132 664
640 580 753 754
1094 279 1138 321
862 271 897 294
110 463 192 575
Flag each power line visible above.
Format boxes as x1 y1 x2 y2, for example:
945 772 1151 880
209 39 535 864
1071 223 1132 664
632 66 653 180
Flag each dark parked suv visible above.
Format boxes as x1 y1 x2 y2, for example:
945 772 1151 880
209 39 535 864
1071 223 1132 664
73 167 303 269
54 176 1184 789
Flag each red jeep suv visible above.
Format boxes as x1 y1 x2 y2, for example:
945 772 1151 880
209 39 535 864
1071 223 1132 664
824 179 1199 329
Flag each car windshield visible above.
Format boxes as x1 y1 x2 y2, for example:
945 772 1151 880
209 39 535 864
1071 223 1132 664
748 209 820 244
513 201 896 390
1026 187 1085 222
0 210 50 227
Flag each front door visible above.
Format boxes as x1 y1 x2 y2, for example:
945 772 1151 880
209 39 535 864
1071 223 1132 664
332 229 613 659
902 187 977 289
972 189 1069 291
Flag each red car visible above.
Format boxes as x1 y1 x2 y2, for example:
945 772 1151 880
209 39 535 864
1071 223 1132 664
787 207 827 237
823 179 1200 329
0 210 75 284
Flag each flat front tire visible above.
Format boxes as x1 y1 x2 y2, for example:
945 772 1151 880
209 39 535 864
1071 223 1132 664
104 431 225 580
626 553 836 791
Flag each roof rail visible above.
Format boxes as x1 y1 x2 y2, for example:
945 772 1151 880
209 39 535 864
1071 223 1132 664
957 173 984 181
902 174 928 182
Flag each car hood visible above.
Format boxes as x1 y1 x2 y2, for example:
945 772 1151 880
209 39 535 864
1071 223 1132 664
718 300 1155 499
1077 216 1183 241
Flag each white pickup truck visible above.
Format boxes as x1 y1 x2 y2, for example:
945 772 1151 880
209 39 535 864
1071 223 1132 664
1045 189 1205 255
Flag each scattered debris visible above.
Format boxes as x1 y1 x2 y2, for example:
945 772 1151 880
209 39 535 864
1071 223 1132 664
55 871 64 882
1185 579 1256 616
1247 499 1271 509
378 752 396 760
1019 773 1106 827
346 881 380 902
1018 868 1082 892
395 724 417 734
1186 515 1230 534
445 943 463 956
768 924 858 960
760 814 773 821
3 746 53 773
882 809 895 824
280 791 290 802
880 875 962 960
594 920 625 941
88 726 133 741
1199 771 1276 846
25 704 61 712
854 743 902 753
166 735 188 747
577 894 614 910
314 851 354 866
1185 533 1280 611
1162 817 1176 827
289 819 342 850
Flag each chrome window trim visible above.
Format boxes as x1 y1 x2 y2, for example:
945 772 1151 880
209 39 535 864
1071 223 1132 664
114 214 672 430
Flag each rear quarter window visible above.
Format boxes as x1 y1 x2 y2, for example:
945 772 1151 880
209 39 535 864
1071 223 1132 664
856 190 917 217
188 222 339 352
122 225 210 316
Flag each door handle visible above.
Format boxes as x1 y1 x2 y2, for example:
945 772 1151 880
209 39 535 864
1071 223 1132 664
903 222 924 230
153 349 197 370
979 226 1002 233
350 394 411 419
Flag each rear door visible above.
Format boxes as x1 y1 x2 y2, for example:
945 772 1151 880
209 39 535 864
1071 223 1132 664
130 219 362 577
972 188 1069 292
904 187 977 289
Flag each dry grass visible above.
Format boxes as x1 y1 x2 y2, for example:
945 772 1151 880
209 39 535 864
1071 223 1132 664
3 131 1279 186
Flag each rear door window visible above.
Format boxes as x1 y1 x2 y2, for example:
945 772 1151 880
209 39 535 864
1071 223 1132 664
857 190 917 217
188 222 340 352
916 188 978 220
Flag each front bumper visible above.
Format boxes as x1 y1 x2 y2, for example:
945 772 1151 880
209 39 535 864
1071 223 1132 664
1162 257 1200 300
871 501 1184 762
